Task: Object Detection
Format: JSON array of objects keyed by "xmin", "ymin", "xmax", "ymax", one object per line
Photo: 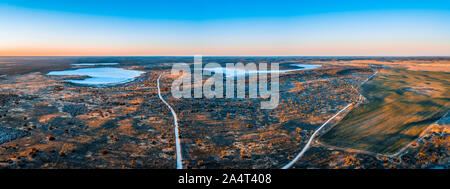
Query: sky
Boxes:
[{"xmin": 0, "ymin": 0, "xmax": 449, "ymax": 56}]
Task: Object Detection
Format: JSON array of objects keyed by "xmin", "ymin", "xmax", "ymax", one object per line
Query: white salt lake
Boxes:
[
  {"xmin": 46, "ymin": 64, "xmax": 319, "ymax": 86},
  {"xmin": 202, "ymin": 64, "xmax": 321, "ymax": 76},
  {"xmin": 47, "ymin": 67, "xmax": 145, "ymax": 86}
]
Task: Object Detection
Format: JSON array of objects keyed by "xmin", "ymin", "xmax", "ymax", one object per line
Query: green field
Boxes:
[{"xmin": 320, "ymin": 69, "xmax": 450, "ymax": 154}]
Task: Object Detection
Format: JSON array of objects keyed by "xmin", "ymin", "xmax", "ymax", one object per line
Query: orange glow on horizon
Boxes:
[{"xmin": 2, "ymin": 42, "xmax": 448, "ymax": 56}]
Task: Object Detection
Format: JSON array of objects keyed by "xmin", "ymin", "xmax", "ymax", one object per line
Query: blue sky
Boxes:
[
  {"xmin": 2, "ymin": 0, "xmax": 449, "ymax": 20},
  {"xmin": 0, "ymin": 0, "xmax": 449, "ymax": 56}
]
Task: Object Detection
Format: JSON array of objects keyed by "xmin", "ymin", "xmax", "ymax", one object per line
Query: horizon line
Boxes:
[{"xmin": 1, "ymin": 55, "xmax": 449, "ymax": 57}]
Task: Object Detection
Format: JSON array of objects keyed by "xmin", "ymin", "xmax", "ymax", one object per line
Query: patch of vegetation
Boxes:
[
  {"xmin": 0, "ymin": 127, "xmax": 29, "ymax": 145},
  {"xmin": 63, "ymin": 104, "xmax": 88, "ymax": 117}
]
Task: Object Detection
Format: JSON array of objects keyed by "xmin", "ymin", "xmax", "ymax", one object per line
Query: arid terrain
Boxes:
[{"xmin": 0, "ymin": 56, "xmax": 448, "ymax": 169}]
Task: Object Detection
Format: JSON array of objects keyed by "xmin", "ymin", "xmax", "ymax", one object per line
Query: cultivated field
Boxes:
[{"xmin": 321, "ymin": 67, "xmax": 449, "ymax": 154}]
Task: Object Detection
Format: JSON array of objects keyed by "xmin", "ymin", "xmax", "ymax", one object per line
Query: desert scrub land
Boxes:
[
  {"xmin": 0, "ymin": 56, "xmax": 448, "ymax": 169},
  {"xmin": 161, "ymin": 63, "xmax": 373, "ymax": 168}
]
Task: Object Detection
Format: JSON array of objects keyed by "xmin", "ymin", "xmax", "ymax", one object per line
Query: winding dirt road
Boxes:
[
  {"xmin": 281, "ymin": 103, "xmax": 353, "ymax": 169},
  {"xmin": 157, "ymin": 73, "xmax": 183, "ymax": 169}
]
